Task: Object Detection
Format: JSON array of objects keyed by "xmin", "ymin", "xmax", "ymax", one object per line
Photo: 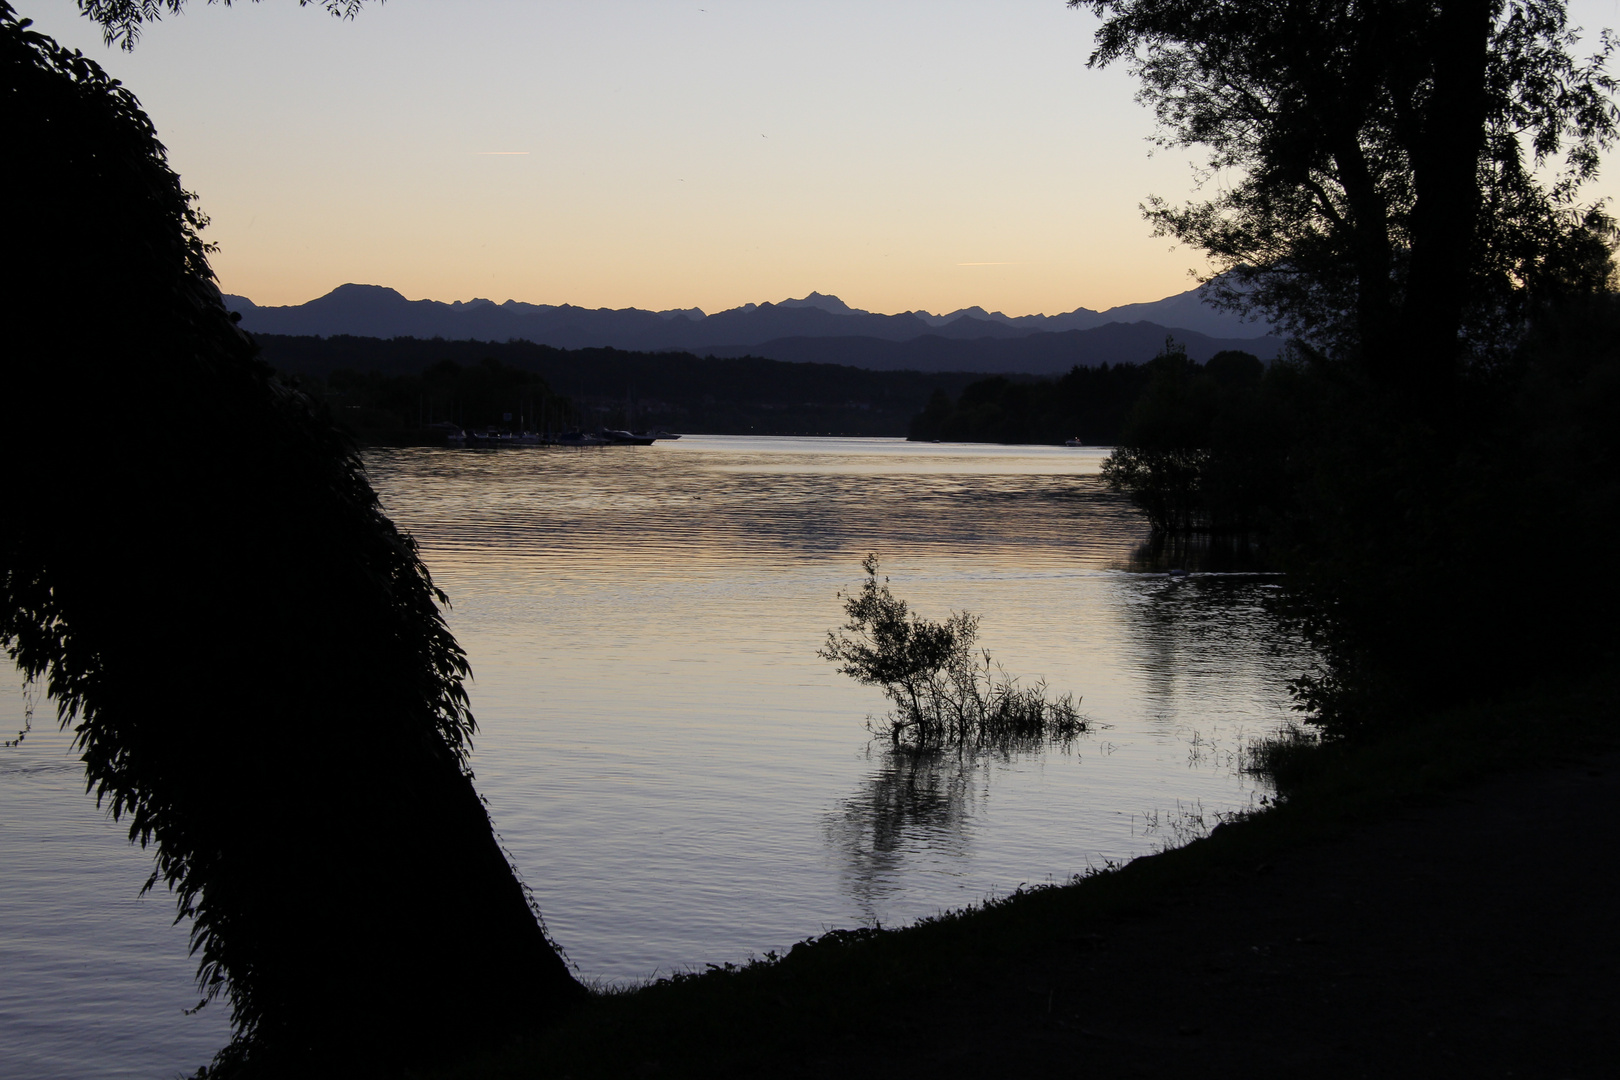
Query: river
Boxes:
[{"xmin": 0, "ymin": 435, "xmax": 1309, "ymax": 1078}]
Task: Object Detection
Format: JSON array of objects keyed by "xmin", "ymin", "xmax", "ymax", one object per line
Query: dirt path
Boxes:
[{"xmin": 823, "ymin": 754, "xmax": 1620, "ymax": 1078}]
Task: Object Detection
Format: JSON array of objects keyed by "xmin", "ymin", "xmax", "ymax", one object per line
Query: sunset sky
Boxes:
[{"xmin": 27, "ymin": 0, "xmax": 1620, "ymax": 315}]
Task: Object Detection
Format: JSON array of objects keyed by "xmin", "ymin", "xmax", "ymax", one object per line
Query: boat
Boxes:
[
  {"xmin": 554, "ymin": 430, "xmax": 610, "ymax": 447},
  {"xmin": 469, "ymin": 429, "xmax": 535, "ymax": 447},
  {"xmin": 1064, "ymin": 437, "xmax": 1085, "ymax": 447},
  {"xmin": 602, "ymin": 429, "xmax": 658, "ymax": 446}
]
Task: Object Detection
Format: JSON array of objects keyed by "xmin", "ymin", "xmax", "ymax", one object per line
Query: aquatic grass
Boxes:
[
  {"xmin": 820, "ymin": 555, "xmax": 1089, "ymax": 750},
  {"xmin": 1134, "ymin": 799, "xmax": 1247, "ymax": 852},
  {"xmin": 1241, "ymin": 721, "xmax": 1324, "ymax": 794}
]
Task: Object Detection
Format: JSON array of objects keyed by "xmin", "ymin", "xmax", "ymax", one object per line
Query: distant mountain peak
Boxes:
[
  {"xmin": 220, "ymin": 278, "xmax": 1276, "ymax": 361},
  {"xmin": 325, "ymin": 283, "xmax": 407, "ymax": 300},
  {"xmin": 776, "ymin": 292, "xmax": 865, "ymax": 317}
]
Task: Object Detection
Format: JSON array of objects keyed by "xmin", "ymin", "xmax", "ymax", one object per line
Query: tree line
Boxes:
[
  {"xmin": 258, "ymin": 334, "xmax": 993, "ymax": 439},
  {"xmin": 283, "ymin": 340, "xmax": 1197, "ymax": 445},
  {"xmin": 905, "ymin": 349, "xmax": 1264, "ymax": 445},
  {"xmin": 304, "ymin": 356, "xmax": 579, "ymax": 441}
]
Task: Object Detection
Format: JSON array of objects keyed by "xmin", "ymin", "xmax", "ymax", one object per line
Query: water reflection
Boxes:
[
  {"xmin": 352, "ymin": 440, "xmax": 1312, "ymax": 965},
  {"xmin": 2, "ymin": 435, "xmax": 1316, "ymax": 1078},
  {"xmin": 820, "ymin": 575, "xmax": 1295, "ymax": 920},
  {"xmin": 824, "ymin": 749, "xmax": 987, "ymax": 924},
  {"xmin": 364, "ymin": 438, "xmax": 1142, "ymax": 574},
  {"xmin": 1119, "ymin": 573, "xmax": 1300, "ymax": 733},
  {"xmin": 1125, "ymin": 532, "xmax": 1272, "ymax": 573}
]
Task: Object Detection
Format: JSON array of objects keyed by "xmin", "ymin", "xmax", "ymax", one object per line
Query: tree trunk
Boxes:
[{"xmin": 1400, "ymin": 0, "xmax": 1494, "ymax": 402}]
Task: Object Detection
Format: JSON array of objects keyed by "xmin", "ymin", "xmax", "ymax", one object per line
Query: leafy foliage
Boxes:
[
  {"xmin": 1074, "ymin": 0, "xmax": 1620, "ymax": 387},
  {"xmin": 2, "ymin": 5, "xmax": 581, "ymax": 1072},
  {"xmin": 820, "ymin": 557, "xmax": 1086, "ymax": 749},
  {"xmin": 1101, "ymin": 445, "xmax": 1210, "ymax": 535},
  {"xmin": 77, "ymin": 0, "xmax": 370, "ymax": 50},
  {"xmin": 1076, "ymin": 1, "xmax": 1620, "ymax": 734}
]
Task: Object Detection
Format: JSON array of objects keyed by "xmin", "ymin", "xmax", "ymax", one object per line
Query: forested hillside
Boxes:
[{"xmin": 256, "ymin": 334, "xmax": 988, "ymax": 439}]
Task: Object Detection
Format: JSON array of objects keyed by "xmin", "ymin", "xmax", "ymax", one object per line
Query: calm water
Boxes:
[{"xmin": 0, "ymin": 436, "xmax": 1309, "ymax": 1078}]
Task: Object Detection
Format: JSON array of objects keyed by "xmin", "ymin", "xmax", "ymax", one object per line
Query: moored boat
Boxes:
[
  {"xmin": 555, "ymin": 430, "xmax": 610, "ymax": 447},
  {"xmin": 602, "ymin": 429, "xmax": 658, "ymax": 445}
]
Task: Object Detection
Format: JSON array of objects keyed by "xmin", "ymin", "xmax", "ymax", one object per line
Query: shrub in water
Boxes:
[{"xmin": 819, "ymin": 556, "xmax": 1086, "ymax": 749}]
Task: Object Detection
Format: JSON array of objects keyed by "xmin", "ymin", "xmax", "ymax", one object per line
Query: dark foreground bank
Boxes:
[{"xmin": 437, "ymin": 678, "xmax": 1619, "ymax": 1079}]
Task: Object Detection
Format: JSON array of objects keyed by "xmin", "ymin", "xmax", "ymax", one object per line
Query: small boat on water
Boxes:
[
  {"xmin": 1064, "ymin": 437, "xmax": 1085, "ymax": 447},
  {"xmin": 555, "ymin": 430, "xmax": 610, "ymax": 447},
  {"xmin": 467, "ymin": 430, "xmax": 524, "ymax": 447},
  {"xmin": 601, "ymin": 429, "xmax": 658, "ymax": 446}
]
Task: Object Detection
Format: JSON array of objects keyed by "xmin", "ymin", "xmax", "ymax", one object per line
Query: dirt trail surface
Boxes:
[{"xmin": 834, "ymin": 755, "xmax": 1620, "ymax": 1079}]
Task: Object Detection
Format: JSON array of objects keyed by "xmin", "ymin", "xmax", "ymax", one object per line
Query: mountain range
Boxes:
[{"xmin": 224, "ymin": 283, "xmax": 1281, "ymax": 375}]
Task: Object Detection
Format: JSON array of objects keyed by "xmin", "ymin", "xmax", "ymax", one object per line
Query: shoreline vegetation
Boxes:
[{"xmin": 439, "ymin": 675, "xmax": 1619, "ymax": 1079}]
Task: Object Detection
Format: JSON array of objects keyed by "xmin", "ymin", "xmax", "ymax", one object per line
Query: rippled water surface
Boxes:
[{"xmin": 0, "ymin": 436, "xmax": 1309, "ymax": 1078}]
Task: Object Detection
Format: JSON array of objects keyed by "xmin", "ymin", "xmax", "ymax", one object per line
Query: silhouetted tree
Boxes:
[
  {"xmin": 1, "ymin": 5, "xmax": 582, "ymax": 1074},
  {"xmin": 1100, "ymin": 345, "xmax": 1213, "ymax": 535},
  {"xmin": 1074, "ymin": 0, "xmax": 1618, "ymax": 396},
  {"xmin": 1073, "ymin": 1, "xmax": 1620, "ymax": 735}
]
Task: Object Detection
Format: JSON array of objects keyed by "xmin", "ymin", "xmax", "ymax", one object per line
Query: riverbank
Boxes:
[{"xmin": 443, "ymin": 676, "xmax": 1618, "ymax": 1079}]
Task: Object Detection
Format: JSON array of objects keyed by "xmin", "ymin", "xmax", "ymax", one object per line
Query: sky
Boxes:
[{"xmin": 23, "ymin": 0, "xmax": 1620, "ymax": 315}]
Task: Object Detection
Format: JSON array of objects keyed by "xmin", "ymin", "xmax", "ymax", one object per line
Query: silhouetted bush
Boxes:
[
  {"xmin": 820, "ymin": 557, "xmax": 1086, "ymax": 749},
  {"xmin": 1269, "ymin": 299, "xmax": 1620, "ymax": 735}
]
